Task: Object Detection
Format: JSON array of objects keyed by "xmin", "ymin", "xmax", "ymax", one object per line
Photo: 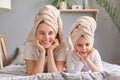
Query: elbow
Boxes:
[
  {"xmin": 27, "ymin": 72, "xmax": 32, "ymax": 76},
  {"xmin": 92, "ymin": 68, "xmax": 102, "ymax": 72},
  {"xmin": 27, "ymin": 71, "xmax": 38, "ymax": 76}
]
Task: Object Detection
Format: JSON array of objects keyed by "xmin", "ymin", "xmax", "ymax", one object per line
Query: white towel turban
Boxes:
[
  {"xmin": 67, "ymin": 16, "xmax": 96, "ymax": 51},
  {"xmin": 25, "ymin": 5, "xmax": 65, "ymax": 56}
]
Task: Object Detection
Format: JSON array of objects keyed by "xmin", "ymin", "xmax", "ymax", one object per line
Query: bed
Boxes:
[
  {"xmin": 0, "ymin": 48, "xmax": 120, "ymax": 80},
  {"xmin": 0, "ymin": 61, "xmax": 120, "ymax": 80}
]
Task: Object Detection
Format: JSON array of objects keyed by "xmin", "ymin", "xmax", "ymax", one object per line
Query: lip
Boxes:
[
  {"xmin": 80, "ymin": 52, "xmax": 88, "ymax": 56},
  {"xmin": 39, "ymin": 41, "xmax": 50, "ymax": 46},
  {"xmin": 40, "ymin": 41, "xmax": 52, "ymax": 48},
  {"xmin": 42, "ymin": 41, "xmax": 50, "ymax": 44},
  {"xmin": 81, "ymin": 51, "xmax": 87, "ymax": 54},
  {"xmin": 82, "ymin": 52, "xmax": 87, "ymax": 55}
]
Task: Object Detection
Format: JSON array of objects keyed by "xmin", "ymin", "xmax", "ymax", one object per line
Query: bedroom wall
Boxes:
[{"xmin": 0, "ymin": 0, "xmax": 120, "ymax": 65}]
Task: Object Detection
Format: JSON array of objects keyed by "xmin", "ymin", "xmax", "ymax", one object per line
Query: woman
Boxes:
[{"xmin": 24, "ymin": 5, "xmax": 66, "ymax": 75}]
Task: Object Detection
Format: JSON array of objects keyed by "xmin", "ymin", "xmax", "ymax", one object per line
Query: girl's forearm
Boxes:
[{"xmin": 85, "ymin": 58, "xmax": 100, "ymax": 72}]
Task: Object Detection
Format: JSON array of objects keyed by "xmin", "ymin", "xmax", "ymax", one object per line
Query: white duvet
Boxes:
[{"xmin": 0, "ymin": 61, "xmax": 120, "ymax": 80}]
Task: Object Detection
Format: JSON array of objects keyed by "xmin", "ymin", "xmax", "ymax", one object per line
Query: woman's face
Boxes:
[
  {"xmin": 36, "ymin": 22, "xmax": 56, "ymax": 49},
  {"xmin": 74, "ymin": 36, "xmax": 92, "ymax": 57}
]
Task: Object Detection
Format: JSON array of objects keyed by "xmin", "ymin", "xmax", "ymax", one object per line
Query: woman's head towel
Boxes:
[{"xmin": 67, "ymin": 16, "xmax": 96, "ymax": 51}]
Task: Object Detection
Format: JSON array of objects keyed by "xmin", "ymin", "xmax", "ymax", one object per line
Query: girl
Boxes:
[
  {"xmin": 24, "ymin": 5, "xmax": 66, "ymax": 75},
  {"xmin": 66, "ymin": 16, "xmax": 103, "ymax": 73}
]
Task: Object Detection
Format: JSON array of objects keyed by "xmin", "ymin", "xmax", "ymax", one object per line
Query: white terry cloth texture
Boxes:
[{"xmin": 67, "ymin": 16, "xmax": 96, "ymax": 51}]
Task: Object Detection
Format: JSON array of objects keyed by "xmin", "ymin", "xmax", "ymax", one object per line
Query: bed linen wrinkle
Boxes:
[{"xmin": 0, "ymin": 61, "xmax": 120, "ymax": 80}]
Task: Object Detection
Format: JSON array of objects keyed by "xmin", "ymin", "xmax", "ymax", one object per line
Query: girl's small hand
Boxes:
[
  {"xmin": 85, "ymin": 48, "xmax": 94, "ymax": 60},
  {"xmin": 33, "ymin": 38, "xmax": 45, "ymax": 53},
  {"xmin": 75, "ymin": 51, "xmax": 85, "ymax": 62}
]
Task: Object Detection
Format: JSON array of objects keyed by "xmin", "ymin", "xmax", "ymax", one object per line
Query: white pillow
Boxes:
[{"xmin": 11, "ymin": 47, "xmax": 25, "ymax": 65}]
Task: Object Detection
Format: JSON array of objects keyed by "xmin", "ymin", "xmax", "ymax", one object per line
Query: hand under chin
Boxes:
[{"xmin": 43, "ymin": 44, "xmax": 52, "ymax": 49}]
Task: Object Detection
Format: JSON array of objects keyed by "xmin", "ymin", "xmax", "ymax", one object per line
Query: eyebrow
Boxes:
[{"xmin": 37, "ymin": 30, "xmax": 55, "ymax": 33}]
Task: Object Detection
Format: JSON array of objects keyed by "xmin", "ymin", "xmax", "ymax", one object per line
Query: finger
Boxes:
[
  {"xmin": 91, "ymin": 48, "xmax": 94, "ymax": 53},
  {"xmin": 78, "ymin": 54, "xmax": 84, "ymax": 62},
  {"xmin": 90, "ymin": 48, "xmax": 94, "ymax": 54},
  {"xmin": 75, "ymin": 52, "xmax": 84, "ymax": 60},
  {"xmin": 50, "ymin": 39, "xmax": 59, "ymax": 51},
  {"xmin": 75, "ymin": 52, "xmax": 79, "ymax": 57},
  {"xmin": 53, "ymin": 39, "xmax": 59, "ymax": 48},
  {"xmin": 87, "ymin": 48, "xmax": 94, "ymax": 58},
  {"xmin": 55, "ymin": 39, "xmax": 59, "ymax": 46}
]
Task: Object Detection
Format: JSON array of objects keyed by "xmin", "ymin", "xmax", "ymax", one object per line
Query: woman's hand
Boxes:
[
  {"xmin": 48, "ymin": 39, "xmax": 60, "ymax": 52},
  {"xmin": 33, "ymin": 38, "xmax": 45, "ymax": 54}
]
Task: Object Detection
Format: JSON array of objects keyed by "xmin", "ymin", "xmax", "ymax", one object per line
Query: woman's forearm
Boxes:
[
  {"xmin": 47, "ymin": 50, "xmax": 58, "ymax": 72},
  {"xmin": 31, "ymin": 53, "xmax": 45, "ymax": 75}
]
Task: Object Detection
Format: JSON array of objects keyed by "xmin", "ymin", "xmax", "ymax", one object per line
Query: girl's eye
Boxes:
[
  {"xmin": 86, "ymin": 43, "xmax": 90, "ymax": 46},
  {"xmin": 77, "ymin": 44, "xmax": 82, "ymax": 47}
]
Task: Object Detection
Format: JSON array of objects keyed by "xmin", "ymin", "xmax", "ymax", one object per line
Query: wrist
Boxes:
[
  {"xmin": 38, "ymin": 47, "xmax": 45, "ymax": 53},
  {"xmin": 85, "ymin": 57, "xmax": 90, "ymax": 62},
  {"xmin": 47, "ymin": 48, "xmax": 53, "ymax": 53},
  {"xmin": 79, "ymin": 57, "xmax": 85, "ymax": 62},
  {"xmin": 41, "ymin": 50, "xmax": 45, "ymax": 53},
  {"xmin": 47, "ymin": 49, "xmax": 53, "ymax": 56},
  {"xmin": 39, "ymin": 50, "xmax": 46, "ymax": 56}
]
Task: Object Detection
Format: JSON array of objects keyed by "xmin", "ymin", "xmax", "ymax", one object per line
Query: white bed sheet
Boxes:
[{"xmin": 0, "ymin": 61, "xmax": 120, "ymax": 80}]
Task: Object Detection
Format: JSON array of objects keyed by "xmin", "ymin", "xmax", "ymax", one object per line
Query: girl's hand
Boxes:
[
  {"xmin": 75, "ymin": 51, "xmax": 85, "ymax": 62},
  {"xmin": 33, "ymin": 38, "xmax": 45, "ymax": 53},
  {"xmin": 85, "ymin": 48, "xmax": 94, "ymax": 60}
]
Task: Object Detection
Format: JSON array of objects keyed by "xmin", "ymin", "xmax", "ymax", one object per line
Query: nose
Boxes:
[
  {"xmin": 82, "ymin": 45, "xmax": 87, "ymax": 51},
  {"xmin": 44, "ymin": 34, "xmax": 49, "ymax": 39}
]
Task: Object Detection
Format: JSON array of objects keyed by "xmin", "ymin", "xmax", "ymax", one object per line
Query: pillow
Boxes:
[{"xmin": 11, "ymin": 47, "xmax": 25, "ymax": 65}]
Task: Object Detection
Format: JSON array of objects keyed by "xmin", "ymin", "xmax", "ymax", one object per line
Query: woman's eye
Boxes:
[
  {"xmin": 49, "ymin": 31, "xmax": 55, "ymax": 35},
  {"xmin": 39, "ymin": 32, "xmax": 44, "ymax": 35}
]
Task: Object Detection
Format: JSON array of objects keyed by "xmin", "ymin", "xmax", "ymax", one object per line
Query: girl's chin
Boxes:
[{"xmin": 81, "ymin": 54, "xmax": 88, "ymax": 57}]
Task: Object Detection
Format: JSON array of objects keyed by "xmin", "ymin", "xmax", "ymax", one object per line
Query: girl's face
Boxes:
[
  {"xmin": 36, "ymin": 22, "xmax": 56, "ymax": 49},
  {"xmin": 74, "ymin": 36, "xmax": 92, "ymax": 57}
]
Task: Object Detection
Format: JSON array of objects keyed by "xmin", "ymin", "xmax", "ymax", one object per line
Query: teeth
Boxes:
[
  {"xmin": 44, "ymin": 42, "xmax": 49, "ymax": 43},
  {"xmin": 82, "ymin": 52, "xmax": 87, "ymax": 54},
  {"xmin": 42, "ymin": 41, "xmax": 48, "ymax": 43},
  {"xmin": 44, "ymin": 41, "xmax": 48, "ymax": 42},
  {"xmin": 43, "ymin": 40, "xmax": 49, "ymax": 42}
]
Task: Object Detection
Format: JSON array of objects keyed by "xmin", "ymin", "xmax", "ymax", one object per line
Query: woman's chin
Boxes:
[{"xmin": 43, "ymin": 45, "xmax": 51, "ymax": 49}]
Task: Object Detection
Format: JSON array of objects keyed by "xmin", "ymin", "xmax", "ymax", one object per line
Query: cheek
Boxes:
[
  {"xmin": 87, "ymin": 47, "xmax": 92, "ymax": 51},
  {"xmin": 51, "ymin": 35, "xmax": 56, "ymax": 40},
  {"xmin": 36, "ymin": 35, "xmax": 39, "ymax": 39},
  {"xmin": 52, "ymin": 36, "xmax": 56, "ymax": 39},
  {"xmin": 36, "ymin": 33, "xmax": 41, "ymax": 38},
  {"xmin": 36, "ymin": 35, "xmax": 42, "ymax": 42},
  {"xmin": 74, "ymin": 46, "xmax": 81, "ymax": 52}
]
